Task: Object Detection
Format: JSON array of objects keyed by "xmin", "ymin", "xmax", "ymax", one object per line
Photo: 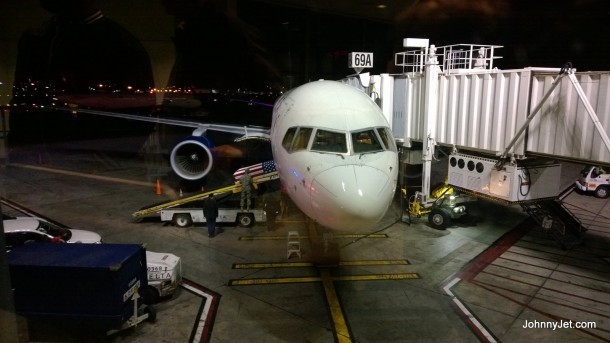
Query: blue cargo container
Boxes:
[{"xmin": 8, "ymin": 243, "xmax": 153, "ymax": 331}]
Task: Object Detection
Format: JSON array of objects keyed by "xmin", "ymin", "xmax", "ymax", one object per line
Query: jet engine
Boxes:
[{"xmin": 170, "ymin": 136, "xmax": 214, "ymax": 180}]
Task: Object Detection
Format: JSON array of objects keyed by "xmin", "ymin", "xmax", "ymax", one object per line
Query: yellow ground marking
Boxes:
[
  {"xmin": 335, "ymin": 273, "xmax": 419, "ymax": 281},
  {"xmin": 233, "ymin": 260, "xmax": 410, "ymax": 269},
  {"xmin": 335, "ymin": 234, "xmax": 388, "ymax": 238},
  {"xmin": 339, "ymin": 260, "xmax": 409, "ymax": 266},
  {"xmin": 10, "ymin": 163, "xmax": 152, "ymax": 187},
  {"xmin": 229, "ymin": 264, "xmax": 419, "ymax": 343},
  {"xmin": 229, "ymin": 276, "xmax": 321, "ymax": 286},
  {"xmin": 238, "ymin": 233, "xmax": 388, "ymax": 240},
  {"xmin": 228, "ymin": 273, "xmax": 420, "ymax": 285},
  {"xmin": 238, "ymin": 235, "xmax": 293, "ymax": 241},
  {"xmin": 233, "ymin": 262, "xmax": 313, "ymax": 269},
  {"xmin": 320, "ymin": 269, "xmax": 352, "ymax": 342}
]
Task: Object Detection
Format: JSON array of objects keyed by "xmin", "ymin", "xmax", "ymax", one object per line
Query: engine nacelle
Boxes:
[{"xmin": 170, "ymin": 136, "xmax": 214, "ymax": 180}]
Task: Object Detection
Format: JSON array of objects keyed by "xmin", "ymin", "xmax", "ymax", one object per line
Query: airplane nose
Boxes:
[{"xmin": 311, "ymin": 164, "xmax": 394, "ymax": 231}]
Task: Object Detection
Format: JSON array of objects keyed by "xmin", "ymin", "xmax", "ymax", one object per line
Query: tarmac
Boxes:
[{"xmin": 1, "ymin": 136, "xmax": 609, "ymax": 342}]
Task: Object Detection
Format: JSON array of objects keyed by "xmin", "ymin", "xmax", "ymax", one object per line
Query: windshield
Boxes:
[
  {"xmin": 282, "ymin": 126, "xmax": 395, "ymax": 155},
  {"xmin": 37, "ymin": 221, "xmax": 72, "ymax": 241},
  {"xmin": 352, "ymin": 129, "xmax": 383, "ymax": 153},
  {"xmin": 311, "ymin": 129, "xmax": 347, "ymax": 153}
]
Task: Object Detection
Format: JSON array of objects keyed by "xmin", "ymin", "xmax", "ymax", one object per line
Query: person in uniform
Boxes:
[
  {"xmin": 203, "ymin": 194, "xmax": 219, "ymax": 238},
  {"xmin": 240, "ymin": 169, "xmax": 253, "ymax": 211},
  {"xmin": 263, "ymin": 191, "xmax": 281, "ymax": 231}
]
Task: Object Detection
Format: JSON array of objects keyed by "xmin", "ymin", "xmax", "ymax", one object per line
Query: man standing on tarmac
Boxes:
[
  {"xmin": 240, "ymin": 169, "xmax": 253, "ymax": 211},
  {"xmin": 203, "ymin": 194, "xmax": 219, "ymax": 238}
]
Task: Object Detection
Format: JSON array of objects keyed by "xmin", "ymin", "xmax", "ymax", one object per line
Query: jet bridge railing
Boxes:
[
  {"xmin": 395, "ymin": 48, "xmax": 427, "ymax": 74},
  {"xmin": 439, "ymin": 44, "xmax": 502, "ymax": 72}
]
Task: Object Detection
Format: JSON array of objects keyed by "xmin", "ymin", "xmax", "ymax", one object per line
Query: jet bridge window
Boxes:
[
  {"xmin": 311, "ymin": 129, "xmax": 347, "ymax": 153},
  {"xmin": 352, "ymin": 129, "xmax": 383, "ymax": 153}
]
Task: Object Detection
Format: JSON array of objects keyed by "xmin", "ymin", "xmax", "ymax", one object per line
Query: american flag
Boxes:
[{"xmin": 233, "ymin": 160, "xmax": 277, "ymax": 181}]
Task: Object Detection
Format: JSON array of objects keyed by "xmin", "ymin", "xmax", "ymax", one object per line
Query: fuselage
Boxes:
[{"xmin": 270, "ymin": 80, "xmax": 398, "ymax": 231}]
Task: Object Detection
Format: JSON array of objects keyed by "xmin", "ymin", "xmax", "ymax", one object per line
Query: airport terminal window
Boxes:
[
  {"xmin": 352, "ymin": 129, "xmax": 383, "ymax": 153},
  {"xmin": 377, "ymin": 127, "xmax": 396, "ymax": 152},
  {"xmin": 311, "ymin": 129, "xmax": 347, "ymax": 153},
  {"xmin": 291, "ymin": 127, "xmax": 313, "ymax": 152}
]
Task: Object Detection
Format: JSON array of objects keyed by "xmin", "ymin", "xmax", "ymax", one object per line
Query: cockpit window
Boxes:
[
  {"xmin": 376, "ymin": 127, "xmax": 396, "ymax": 152},
  {"xmin": 282, "ymin": 127, "xmax": 297, "ymax": 151},
  {"xmin": 291, "ymin": 127, "xmax": 313, "ymax": 151},
  {"xmin": 311, "ymin": 129, "xmax": 347, "ymax": 153},
  {"xmin": 352, "ymin": 129, "xmax": 383, "ymax": 153}
]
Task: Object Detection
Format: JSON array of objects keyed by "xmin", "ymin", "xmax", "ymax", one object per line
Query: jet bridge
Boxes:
[
  {"xmin": 345, "ymin": 42, "xmax": 610, "ymax": 195},
  {"xmin": 344, "ymin": 38, "xmax": 610, "ymax": 247},
  {"xmin": 347, "ymin": 41, "xmax": 610, "ymax": 165}
]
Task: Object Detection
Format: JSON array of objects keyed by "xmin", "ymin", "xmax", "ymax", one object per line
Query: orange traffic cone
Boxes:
[{"xmin": 155, "ymin": 179, "xmax": 162, "ymax": 195}]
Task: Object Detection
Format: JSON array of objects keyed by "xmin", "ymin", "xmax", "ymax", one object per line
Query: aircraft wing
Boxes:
[{"xmin": 49, "ymin": 106, "xmax": 271, "ymax": 138}]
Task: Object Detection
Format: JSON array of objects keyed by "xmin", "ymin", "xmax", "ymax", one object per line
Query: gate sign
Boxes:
[{"xmin": 348, "ymin": 52, "xmax": 373, "ymax": 72}]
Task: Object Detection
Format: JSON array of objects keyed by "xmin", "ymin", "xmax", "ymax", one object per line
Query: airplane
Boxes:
[{"xmin": 50, "ymin": 80, "xmax": 399, "ymax": 232}]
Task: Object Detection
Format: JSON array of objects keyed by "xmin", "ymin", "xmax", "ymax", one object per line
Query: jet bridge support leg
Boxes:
[
  {"xmin": 566, "ymin": 70, "xmax": 610, "ymax": 155},
  {"xmin": 421, "ymin": 45, "xmax": 440, "ymax": 200}
]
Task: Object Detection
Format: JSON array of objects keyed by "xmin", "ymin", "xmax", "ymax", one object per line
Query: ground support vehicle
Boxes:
[
  {"xmin": 7, "ymin": 243, "xmax": 155, "ymax": 333},
  {"xmin": 133, "ymin": 170, "xmax": 278, "ymax": 218},
  {"xmin": 146, "ymin": 250, "xmax": 182, "ymax": 302},
  {"xmin": 135, "ymin": 171, "xmax": 276, "ymax": 228},
  {"xmin": 162, "ymin": 206, "xmax": 265, "ymax": 228},
  {"xmin": 575, "ymin": 165, "xmax": 610, "ymax": 198},
  {"xmin": 3, "ymin": 216, "xmax": 102, "ymax": 250},
  {"xmin": 406, "ymin": 182, "xmax": 477, "ymax": 230},
  {"xmin": 160, "ymin": 193, "xmax": 266, "ymax": 228}
]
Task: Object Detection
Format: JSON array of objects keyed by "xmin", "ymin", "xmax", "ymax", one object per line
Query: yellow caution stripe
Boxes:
[
  {"xmin": 335, "ymin": 273, "xmax": 419, "ymax": 281},
  {"xmin": 228, "ymin": 273, "xmax": 420, "ymax": 285},
  {"xmin": 335, "ymin": 233, "xmax": 388, "ymax": 238},
  {"xmin": 238, "ymin": 233, "xmax": 388, "ymax": 241},
  {"xmin": 232, "ymin": 260, "xmax": 409, "ymax": 269},
  {"xmin": 338, "ymin": 260, "xmax": 409, "ymax": 266},
  {"xmin": 320, "ymin": 269, "xmax": 351, "ymax": 343},
  {"xmin": 229, "ymin": 276, "xmax": 321, "ymax": 286},
  {"xmin": 233, "ymin": 262, "xmax": 313, "ymax": 269}
]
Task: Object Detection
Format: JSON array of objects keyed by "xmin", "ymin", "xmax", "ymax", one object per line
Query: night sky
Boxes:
[{"xmin": 1, "ymin": 0, "xmax": 610, "ymax": 97}]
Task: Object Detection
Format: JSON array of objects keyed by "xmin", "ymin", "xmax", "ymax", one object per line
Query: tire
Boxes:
[
  {"xmin": 143, "ymin": 287, "xmax": 160, "ymax": 304},
  {"xmin": 237, "ymin": 213, "xmax": 254, "ymax": 227},
  {"xmin": 172, "ymin": 213, "xmax": 193, "ymax": 227},
  {"xmin": 428, "ymin": 208, "xmax": 451, "ymax": 230},
  {"xmin": 138, "ymin": 305, "xmax": 157, "ymax": 323},
  {"xmin": 594, "ymin": 186, "xmax": 609, "ymax": 199}
]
